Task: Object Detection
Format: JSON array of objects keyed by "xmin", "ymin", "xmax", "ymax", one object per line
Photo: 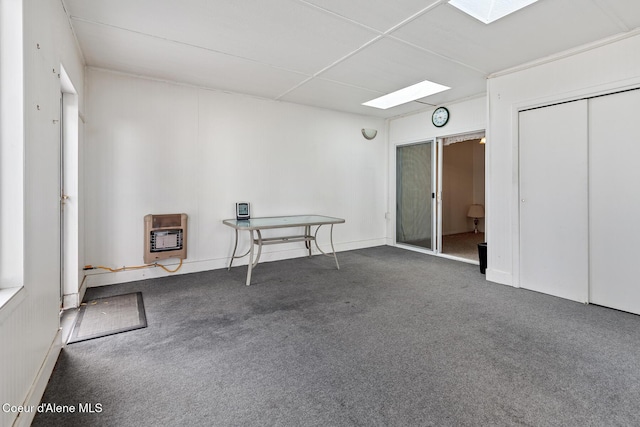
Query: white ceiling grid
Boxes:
[{"xmin": 63, "ymin": 0, "xmax": 640, "ymax": 118}]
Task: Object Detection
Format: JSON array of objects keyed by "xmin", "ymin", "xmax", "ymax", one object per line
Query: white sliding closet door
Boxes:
[
  {"xmin": 519, "ymin": 101, "xmax": 589, "ymax": 302},
  {"xmin": 589, "ymin": 89, "xmax": 640, "ymax": 315}
]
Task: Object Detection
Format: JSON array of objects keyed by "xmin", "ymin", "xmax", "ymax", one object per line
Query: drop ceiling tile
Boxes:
[
  {"xmin": 414, "ymin": 82, "xmax": 487, "ymax": 108},
  {"xmin": 320, "ymin": 37, "xmax": 485, "ymax": 95},
  {"xmin": 279, "ymin": 78, "xmax": 394, "ymax": 117},
  {"xmin": 280, "ymin": 77, "xmax": 476, "ymax": 118},
  {"xmin": 296, "ymin": 0, "xmax": 439, "ymax": 32},
  {"xmin": 65, "ymin": 0, "xmax": 380, "ymax": 74},
  {"xmin": 64, "ymin": 0, "xmax": 640, "ymax": 118},
  {"xmin": 73, "ymin": 20, "xmax": 309, "ymax": 99},
  {"xmin": 593, "ymin": 0, "xmax": 640, "ymax": 30},
  {"xmin": 392, "ymin": 0, "xmax": 626, "ymax": 74}
]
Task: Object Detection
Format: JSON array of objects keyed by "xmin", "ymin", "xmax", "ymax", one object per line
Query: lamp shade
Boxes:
[
  {"xmin": 361, "ymin": 128, "xmax": 378, "ymax": 140},
  {"xmin": 467, "ymin": 204, "xmax": 485, "ymax": 218}
]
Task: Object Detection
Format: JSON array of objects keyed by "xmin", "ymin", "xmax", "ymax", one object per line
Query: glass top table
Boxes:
[
  {"xmin": 222, "ymin": 215, "xmax": 345, "ymax": 285},
  {"xmin": 223, "ymin": 215, "xmax": 345, "ymax": 230}
]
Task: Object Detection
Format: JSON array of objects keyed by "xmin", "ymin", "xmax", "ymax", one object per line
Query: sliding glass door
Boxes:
[{"xmin": 396, "ymin": 140, "xmax": 436, "ymax": 251}]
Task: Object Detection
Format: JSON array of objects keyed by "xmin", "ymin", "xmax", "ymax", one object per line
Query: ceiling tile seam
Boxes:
[
  {"xmin": 293, "ymin": 0, "xmax": 385, "ymax": 35},
  {"xmin": 588, "ymin": 0, "xmax": 631, "ymax": 32},
  {"xmin": 386, "ymin": 91, "xmax": 487, "ymax": 121},
  {"xmin": 275, "ymin": 0, "xmax": 447, "ymax": 99},
  {"xmin": 290, "ymin": 74, "xmax": 389, "ymax": 98},
  {"xmin": 313, "ymin": 76, "xmax": 387, "ymax": 95},
  {"xmin": 85, "ymin": 65, "xmax": 292, "ymax": 104},
  {"xmin": 413, "ymin": 100, "xmax": 438, "ymax": 107},
  {"xmin": 487, "ymin": 26, "xmax": 640, "ymax": 79},
  {"xmin": 276, "ymin": 1, "xmax": 455, "ymax": 101},
  {"xmin": 292, "ymin": 0, "xmax": 447, "ymax": 36},
  {"xmin": 381, "ymin": 0, "xmax": 448, "ymax": 35},
  {"xmin": 85, "ymin": 66, "xmax": 390, "ymax": 118},
  {"xmin": 68, "ymin": 16, "xmax": 313, "ymax": 78},
  {"xmin": 69, "ymin": 13, "xmax": 426, "ymax": 110},
  {"xmin": 386, "ymin": 34, "xmax": 489, "ymax": 76},
  {"xmin": 279, "ymin": 0, "xmax": 448, "ymax": 93},
  {"xmin": 275, "ymin": 1, "xmax": 449, "ymax": 101},
  {"xmin": 274, "ymin": 35, "xmax": 384, "ymax": 100}
]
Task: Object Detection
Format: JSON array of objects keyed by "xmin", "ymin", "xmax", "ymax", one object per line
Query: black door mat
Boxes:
[{"xmin": 68, "ymin": 292, "xmax": 147, "ymax": 344}]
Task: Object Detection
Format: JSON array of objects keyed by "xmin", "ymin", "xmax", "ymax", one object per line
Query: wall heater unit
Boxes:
[{"xmin": 144, "ymin": 213, "xmax": 188, "ymax": 263}]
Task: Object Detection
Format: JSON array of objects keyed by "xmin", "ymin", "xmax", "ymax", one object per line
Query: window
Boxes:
[{"xmin": 0, "ymin": 0, "xmax": 24, "ymax": 306}]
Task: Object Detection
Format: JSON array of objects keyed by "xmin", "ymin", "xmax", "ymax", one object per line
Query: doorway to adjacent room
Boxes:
[{"xmin": 395, "ymin": 131, "xmax": 485, "ymax": 264}]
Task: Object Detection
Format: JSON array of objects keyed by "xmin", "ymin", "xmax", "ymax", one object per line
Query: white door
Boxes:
[
  {"xmin": 589, "ymin": 89, "xmax": 640, "ymax": 314},
  {"xmin": 59, "ymin": 92, "xmax": 65, "ymax": 306},
  {"xmin": 519, "ymin": 100, "xmax": 589, "ymax": 302}
]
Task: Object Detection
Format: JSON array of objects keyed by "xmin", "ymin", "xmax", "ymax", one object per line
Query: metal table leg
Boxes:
[
  {"xmin": 228, "ymin": 229, "xmax": 251, "ymax": 271},
  {"xmin": 246, "ymin": 230, "xmax": 254, "ymax": 286},
  {"xmin": 330, "ymin": 224, "xmax": 339, "ymax": 270},
  {"xmin": 228, "ymin": 229, "xmax": 239, "ymax": 270},
  {"xmin": 253, "ymin": 229, "xmax": 263, "ymax": 267},
  {"xmin": 246, "ymin": 229, "xmax": 265, "ymax": 286},
  {"xmin": 313, "ymin": 224, "xmax": 340, "ymax": 270}
]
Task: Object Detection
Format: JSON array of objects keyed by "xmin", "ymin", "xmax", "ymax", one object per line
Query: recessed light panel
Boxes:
[
  {"xmin": 448, "ymin": 0, "xmax": 540, "ymax": 24},
  {"xmin": 362, "ymin": 80, "xmax": 450, "ymax": 110}
]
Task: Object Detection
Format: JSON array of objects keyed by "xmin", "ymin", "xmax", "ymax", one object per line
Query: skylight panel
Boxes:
[
  {"xmin": 362, "ymin": 80, "xmax": 450, "ymax": 110},
  {"xmin": 448, "ymin": 0, "xmax": 540, "ymax": 24}
]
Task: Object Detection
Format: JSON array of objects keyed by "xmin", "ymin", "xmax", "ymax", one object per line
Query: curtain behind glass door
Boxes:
[{"xmin": 396, "ymin": 141, "xmax": 434, "ymax": 250}]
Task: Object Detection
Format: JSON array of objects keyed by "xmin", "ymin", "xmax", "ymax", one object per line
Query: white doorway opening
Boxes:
[
  {"xmin": 395, "ymin": 131, "xmax": 486, "ymax": 264},
  {"xmin": 60, "ymin": 65, "xmax": 82, "ymax": 310}
]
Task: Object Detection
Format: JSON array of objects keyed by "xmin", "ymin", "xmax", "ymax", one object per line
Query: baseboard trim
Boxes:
[
  {"xmin": 62, "ymin": 293, "xmax": 79, "ymax": 310},
  {"xmin": 442, "ymin": 229, "xmax": 481, "ymax": 236},
  {"xmin": 86, "ymin": 239, "xmax": 387, "ymax": 287},
  {"xmin": 13, "ymin": 328, "xmax": 63, "ymax": 427},
  {"xmin": 485, "ymin": 268, "xmax": 513, "ymax": 286}
]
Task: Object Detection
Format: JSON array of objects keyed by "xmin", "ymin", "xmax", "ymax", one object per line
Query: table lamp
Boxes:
[{"xmin": 467, "ymin": 204, "xmax": 485, "ymax": 234}]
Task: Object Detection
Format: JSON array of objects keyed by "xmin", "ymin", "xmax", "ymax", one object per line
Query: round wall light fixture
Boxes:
[{"xmin": 361, "ymin": 128, "xmax": 378, "ymax": 140}]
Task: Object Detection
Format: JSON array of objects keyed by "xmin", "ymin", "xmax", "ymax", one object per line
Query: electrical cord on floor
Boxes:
[{"xmin": 83, "ymin": 258, "xmax": 183, "ymax": 274}]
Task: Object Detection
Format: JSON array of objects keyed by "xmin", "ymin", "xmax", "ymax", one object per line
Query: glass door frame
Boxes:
[
  {"xmin": 394, "ymin": 138, "xmax": 442, "ymax": 254},
  {"xmin": 394, "ymin": 131, "xmax": 486, "ymax": 265},
  {"xmin": 435, "ymin": 137, "xmax": 443, "ymax": 255}
]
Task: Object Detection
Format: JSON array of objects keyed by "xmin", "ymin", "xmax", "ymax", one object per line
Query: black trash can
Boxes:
[{"xmin": 478, "ymin": 242, "xmax": 487, "ymax": 274}]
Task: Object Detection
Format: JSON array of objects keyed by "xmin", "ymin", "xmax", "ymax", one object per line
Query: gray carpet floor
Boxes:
[
  {"xmin": 398, "ymin": 232, "xmax": 485, "ymax": 261},
  {"xmin": 34, "ymin": 246, "xmax": 640, "ymax": 426},
  {"xmin": 442, "ymin": 232, "xmax": 485, "ymax": 261}
]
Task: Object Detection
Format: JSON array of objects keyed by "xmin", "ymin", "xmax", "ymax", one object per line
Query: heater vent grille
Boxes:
[
  {"xmin": 150, "ymin": 229, "xmax": 183, "ymax": 252},
  {"xmin": 144, "ymin": 214, "xmax": 187, "ymax": 263}
]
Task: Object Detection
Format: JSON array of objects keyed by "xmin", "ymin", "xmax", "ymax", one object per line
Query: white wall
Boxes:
[
  {"xmin": 442, "ymin": 142, "xmax": 473, "ymax": 235},
  {"xmin": 84, "ymin": 69, "xmax": 388, "ymax": 286},
  {"xmin": 440, "ymin": 140, "xmax": 485, "ymax": 235},
  {"xmin": 389, "ymin": 97, "xmax": 486, "ymax": 146},
  {"xmin": 387, "ymin": 97, "xmax": 487, "ymax": 245},
  {"xmin": 0, "ymin": 1, "xmax": 85, "ymax": 426},
  {"xmin": 472, "ymin": 142, "xmax": 485, "ymax": 211},
  {"xmin": 486, "ymin": 30, "xmax": 640, "ymax": 286}
]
